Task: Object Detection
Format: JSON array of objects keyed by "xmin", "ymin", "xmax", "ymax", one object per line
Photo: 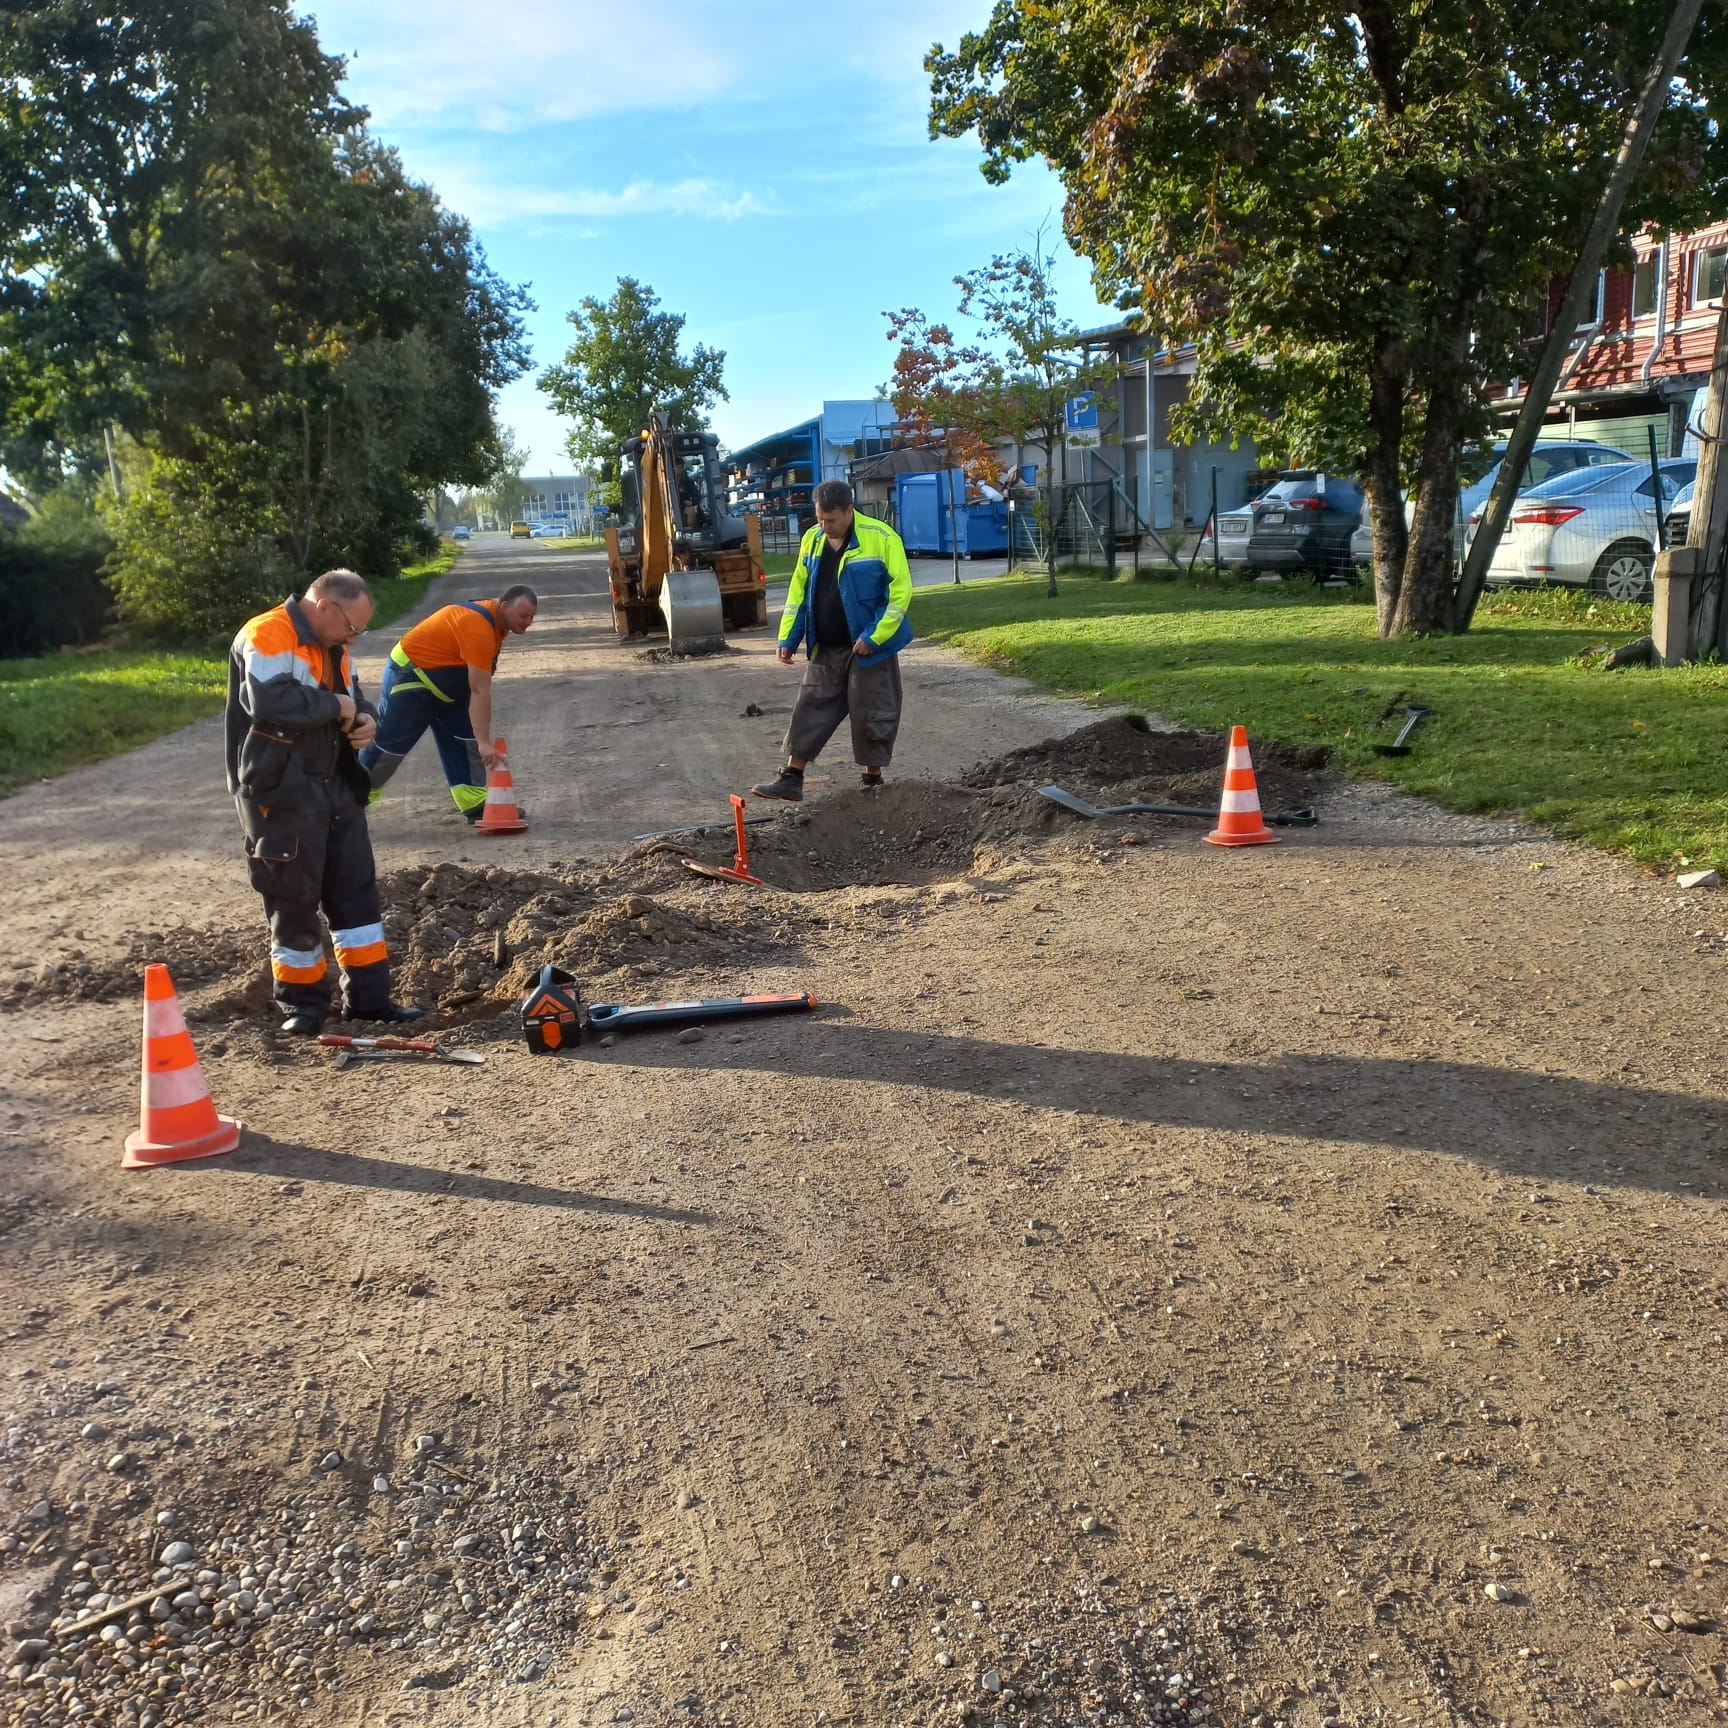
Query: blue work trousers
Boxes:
[{"xmin": 358, "ymin": 660, "xmax": 486, "ymax": 813}]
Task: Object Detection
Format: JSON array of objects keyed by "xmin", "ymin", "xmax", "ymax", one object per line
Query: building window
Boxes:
[
  {"xmin": 1575, "ymin": 269, "xmax": 1604, "ymax": 326},
  {"xmin": 1632, "ymin": 252, "xmax": 1660, "ymax": 320},
  {"xmin": 1695, "ymin": 245, "xmax": 1728, "ymax": 308}
]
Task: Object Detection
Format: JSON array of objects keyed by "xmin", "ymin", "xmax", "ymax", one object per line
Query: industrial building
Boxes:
[{"xmin": 724, "ymin": 400, "xmax": 897, "ymax": 533}]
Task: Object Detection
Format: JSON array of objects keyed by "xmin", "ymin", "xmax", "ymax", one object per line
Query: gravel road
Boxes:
[{"xmin": 2, "ymin": 537, "xmax": 1726, "ymax": 1727}]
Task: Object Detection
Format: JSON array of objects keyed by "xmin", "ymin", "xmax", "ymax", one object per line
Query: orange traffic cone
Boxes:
[
  {"xmin": 122, "ymin": 964, "xmax": 242, "ymax": 1171},
  {"xmin": 1205, "ymin": 725, "xmax": 1281, "ymax": 848},
  {"xmin": 475, "ymin": 736, "xmax": 528, "ymax": 835}
]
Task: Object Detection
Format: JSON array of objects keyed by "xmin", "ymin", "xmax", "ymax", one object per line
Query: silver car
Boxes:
[
  {"xmin": 1189, "ymin": 504, "xmax": 1254, "ymax": 568},
  {"xmin": 1475, "ymin": 459, "xmax": 1697, "ymax": 602}
]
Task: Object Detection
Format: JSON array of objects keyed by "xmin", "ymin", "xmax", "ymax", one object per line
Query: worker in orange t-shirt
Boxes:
[{"xmin": 359, "ymin": 584, "xmax": 538, "ymax": 821}]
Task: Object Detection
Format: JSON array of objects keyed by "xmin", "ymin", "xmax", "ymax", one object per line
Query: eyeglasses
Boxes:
[{"xmin": 325, "ymin": 596, "xmax": 366, "ymax": 640}]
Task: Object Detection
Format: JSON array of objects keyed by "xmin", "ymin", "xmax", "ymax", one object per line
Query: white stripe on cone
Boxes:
[
  {"xmin": 145, "ymin": 997, "xmax": 189, "ymax": 1040},
  {"xmin": 1226, "ymin": 745, "xmax": 1252, "ymax": 771},
  {"xmin": 144, "ymin": 1062, "xmax": 215, "ymax": 1110},
  {"xmin": 1220, "ymin": 789, "xmax": 1262, "ymax": 814},
  {"xmin": 485, "ymin": 786, "xmax": 516, "ymax": 805}
]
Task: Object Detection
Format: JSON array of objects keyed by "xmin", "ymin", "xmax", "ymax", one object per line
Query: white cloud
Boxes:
[
  {"xmin": 410, "ymin": 167, "xmax": 771, "ymax": 227},
  {"xmin": 297, "ymin": 0, "xmax": 984, "ymax": 134}
]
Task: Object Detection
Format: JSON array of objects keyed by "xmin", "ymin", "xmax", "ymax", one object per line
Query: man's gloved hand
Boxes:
[{"xmin": 346, "ymin": 712, "xmax": 377, "ymax": 749}]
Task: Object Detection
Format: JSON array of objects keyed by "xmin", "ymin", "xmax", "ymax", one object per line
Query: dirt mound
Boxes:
[
  {"xmin": 0, "ymin": 924, "xmax": 262, "ymax": 1013},
  {"xmin": 385, "ymin": 864, "xmax": 784, "ymax": 1014},
  {"xmin": 965, "ymin": 714, "xmax": 1327, "ymax": 811}
]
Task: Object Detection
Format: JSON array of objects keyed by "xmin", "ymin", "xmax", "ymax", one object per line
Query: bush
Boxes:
[
  {"xmin": 107, "ymin": 457, "xmax": 291, "ymax": 642},
  {"xmin": 0, "ymin": 494, "xmax": 115, "ymax": 658}
]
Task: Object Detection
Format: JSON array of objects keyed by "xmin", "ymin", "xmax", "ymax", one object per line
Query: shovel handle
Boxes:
[{"xmin": 317, "ymin": 1034, "xmax": 443, "ymax": 1055}]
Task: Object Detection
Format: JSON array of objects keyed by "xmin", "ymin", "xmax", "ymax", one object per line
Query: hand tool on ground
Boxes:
[
  {"xmin": 633, "ymin": 815, "xmax": 774, "ymax": 842},
  {"xmin": 317, "ymin": 1034, "xmax": 485, "ymax": 1064},
  {"xmin": 1371, "ymin": 704, "xmax": 1431, "ymax": 757},
  {"xmin": 332, "ymin": 1047, "xmax": 486, "ymax": 1070},
  {"xmin": 585, "ymin": 991, "xmax": 817, "ymax": 1036},
  {"xmin": 681, "ymin": 794, "xmax": 764, "ymax": 885},
  {"xmin": 1038, "ymin": 785, "xmax": 1320, "ymax": 826},
  {"xmin": 519, "ymin": 961, "xmax": 817, "ymax": 1051}
]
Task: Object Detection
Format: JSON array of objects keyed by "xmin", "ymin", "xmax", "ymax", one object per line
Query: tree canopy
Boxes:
[
  {"xmin": 0, "ymin": 0, "xmax": 532, "ymax": 635},
  {"xmin": 538, "ymin": 278, "xmax": 728, "ymax": 469},
  {"xmin": 929, "ymin": 0, "xmax": 1727, "ymax": 634}
]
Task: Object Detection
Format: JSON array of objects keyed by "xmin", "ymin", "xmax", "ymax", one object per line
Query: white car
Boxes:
[{"xmin": 1475, "ymin": 459, "xmax": 1696, "ymax": 602}]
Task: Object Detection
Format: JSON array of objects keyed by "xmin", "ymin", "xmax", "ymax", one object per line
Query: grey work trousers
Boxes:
[{"xmin": 782, "ymin": 645, "xmax": 903, "ymax": 769}]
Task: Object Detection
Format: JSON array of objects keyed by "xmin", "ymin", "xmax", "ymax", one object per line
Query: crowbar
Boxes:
[
  {"xmin": 585, "ymin": 991, "xmax": 816, "ymax": 1036},
  {"xmin": 1038, "ymin": 785, "xmax": 1319, "ymax": 827},
  {"xmin": 318, "ymin": 1034, "xmax": 485, "ymax": 1065}
]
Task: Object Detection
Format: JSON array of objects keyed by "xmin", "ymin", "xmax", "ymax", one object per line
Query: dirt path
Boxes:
[{"xmin": 3, "ymin": 546, "xmax": 1727, "ymax": 1728}]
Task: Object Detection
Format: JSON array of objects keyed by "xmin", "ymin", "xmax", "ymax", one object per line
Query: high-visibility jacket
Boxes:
[
  {"xmin": 778, "ymin": 512, "xmax": 913, "ymax": 666},
  {"xmin": 397, "ymin": 600, "xmax": 506, "ymax": 676},
  {"xmin": 224, "ymin": 597, "xmax": 374, "ymax": 804}
]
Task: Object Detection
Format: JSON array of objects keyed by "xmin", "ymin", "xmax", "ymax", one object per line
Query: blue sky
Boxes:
[{"xmin": 294, "ymin": 0, "xmax": 1115, "ymax": 473}]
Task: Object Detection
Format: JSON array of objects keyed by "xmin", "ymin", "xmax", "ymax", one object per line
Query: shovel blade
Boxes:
[{"xmin": 1037, "ymin": 785, "xmax": 1102, "ymax": 818}]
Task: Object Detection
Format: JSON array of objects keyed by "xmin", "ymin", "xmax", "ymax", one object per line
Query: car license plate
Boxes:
[{"xmin": 1261, "ymin": 511, "xmax": 1285, "ymax": 525}]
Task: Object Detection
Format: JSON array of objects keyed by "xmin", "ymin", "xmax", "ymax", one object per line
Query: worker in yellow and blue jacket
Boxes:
[{"xmin": 752, "ymin": 479, "xmax": 914, "ymax": 803}]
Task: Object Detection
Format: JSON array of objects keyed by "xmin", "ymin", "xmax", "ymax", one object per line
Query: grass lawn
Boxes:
[
  {"xmin": 910, "ymin": 569, "xmax": 1728, "ymax": 874},
  {"xmin": 762, "ymin": 552, "xmax": 798, "ymax": 580},
  {"xmin": 0, "ymin": 545, "xmax": 461, "ymax": 794},
  {"xmin": 537, "ymin": 534, "xmax": 607, "ymax": 551}
]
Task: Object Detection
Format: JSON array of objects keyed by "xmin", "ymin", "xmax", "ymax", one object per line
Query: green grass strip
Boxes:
[
  {"xmin": 910, "ymin": 570, "xmax": 1728, "ymax": 874},
  {"xmin": 0, "ymin": 546, "xmax": 461, "ymax": 794}
]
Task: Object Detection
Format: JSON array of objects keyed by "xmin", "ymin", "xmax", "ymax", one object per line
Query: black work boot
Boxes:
[
  {"xmin": 346, "ymin": 1002, "xmax": 424, "ymax": 1024},
  {"xmin": 280, "ymin": 1010, "xmax": 325, "ymax": 1037},
  {"xmin": 751, "ymin": 766, "xmax": 804, "ymax": 802}
]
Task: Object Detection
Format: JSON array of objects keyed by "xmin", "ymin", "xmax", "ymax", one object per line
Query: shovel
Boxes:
[
  {"xmin": 318, "ymin": 1034, "xmax": 485, "ymax": 1066},
  {"xmin": 1038, "ymin": 785, "xmax": 1319, "ymax": 827},
  {"xmin": 1371, "ymin": 705, "xmax": 1431, "ymax": 757}
]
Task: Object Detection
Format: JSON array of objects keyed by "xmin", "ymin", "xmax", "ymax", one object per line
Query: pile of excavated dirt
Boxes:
[
  {"xmin": 965, "ymin": 714, "xmax": 1327, "ymax": 812},
  {"xmin": 0, "ymin": 925, "xmax": 262, "ymax": 1013},
  {"xmin": 0, "ymin": 719, "xmax": 1338, "ymax": 1014}
]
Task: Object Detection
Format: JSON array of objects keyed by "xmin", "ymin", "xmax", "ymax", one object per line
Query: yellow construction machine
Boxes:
[{"xmin": 604, "ymin": 409, "xmax": 767, "ymax": 652}]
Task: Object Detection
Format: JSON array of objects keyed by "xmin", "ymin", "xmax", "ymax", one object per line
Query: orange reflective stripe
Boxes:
[
  {"xmin": 145, "ymin": 1030, "xmax": 199, "ymax": 1072},
  {"xmin": 334, "ymin": 941, "xmax": 387, "ymax": 970},
  {"xmin": 272, "ymin": 956, "xmax": 329, "ymax": 984},
  {"xmin": 144, "ymin": 1098, "xmax": 224, "ymax": 1143}
]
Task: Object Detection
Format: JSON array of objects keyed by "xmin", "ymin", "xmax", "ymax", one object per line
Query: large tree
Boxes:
[
  {"xmin": 0, "ymin": 0, "xmax": 532, "ymax": 630},
  {"xmin": 538, "ymin": 277, "xmax": 727, "ymax": 470},
  {"xmin": 929, "ymin": 1, "xmax": 1725, "ymax": 635}
]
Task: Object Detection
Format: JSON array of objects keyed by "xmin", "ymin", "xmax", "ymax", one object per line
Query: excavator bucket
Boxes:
[{"xmin": 660, "ymin": 567, "xmax": 726, "ymax": 655}]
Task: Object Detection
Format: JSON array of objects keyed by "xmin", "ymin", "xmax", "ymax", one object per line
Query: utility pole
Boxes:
[
  {"xmin": 1452, "ymin": 0, "xmax": 1707, "ymax": 631},
  {"xmin": 1687, "ymin": 293, "xmax": 1728, "ymax": 655}
]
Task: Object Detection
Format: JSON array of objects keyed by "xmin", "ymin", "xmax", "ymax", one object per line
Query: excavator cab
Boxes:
[{"xmin": 606, "ymin": 411, "xmax": 766, "ymax": 650}]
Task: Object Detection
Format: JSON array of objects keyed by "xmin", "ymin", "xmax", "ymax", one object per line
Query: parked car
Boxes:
[
  {"xmin": 1190, "ymin": 504, "xmax": 1255, "ymax": 568},
  {"xmin": 451, "ymin": 524, "xmax": 472, "ymax": 541},
  {"xmin": 1459, "ymin": 440, "xmax": 1636, "ymax": 527},
  {"xmin": 1474, "ymin": 459, "xmax": 1697, "ymax": 602},
  {"xmin": 1246, "ymin": 471, "xmax": 1364, "ymax": 579},
  {"xmin": 1665, "ymin": 480, "xmax": 1695, "ymax": 546},
  {"xmin": 530, "ymin": 522, "xmax": 561, "ymax": 538},
  {"xmin": 510, "ymin": 520, "xmax": 531, "ymax": 538}
]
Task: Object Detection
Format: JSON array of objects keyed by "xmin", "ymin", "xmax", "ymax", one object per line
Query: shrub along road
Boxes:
[{"xmin": 0, "ymin": 538, "xmax": 1725, "ymax": 1726}]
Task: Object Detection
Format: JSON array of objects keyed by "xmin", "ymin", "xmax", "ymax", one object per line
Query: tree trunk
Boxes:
[
  {"xmin": 1392, "ymin": 370, "xmax": 1470, "ymax": 637},
  {"xmin": 1365, "ymin": 334, "xmax": 1408, "ymax": 634}
]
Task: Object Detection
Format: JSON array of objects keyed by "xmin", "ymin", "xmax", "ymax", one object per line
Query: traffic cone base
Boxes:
[
  {"xmin": 1205, "ymin": 725, "xmax": 1281, "ymax": 848},
  {"xmin": 475, "ymin": 735, "xmax": 528, "ymax": 835},
  {"xmin": 122, "ymin": 964, "xmax": 242, "ymax": 1171}
]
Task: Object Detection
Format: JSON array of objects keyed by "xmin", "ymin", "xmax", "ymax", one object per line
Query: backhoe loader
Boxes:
[{"xmin": 604, "ymin": 409, "xmax": 767, "ymax": 652}]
